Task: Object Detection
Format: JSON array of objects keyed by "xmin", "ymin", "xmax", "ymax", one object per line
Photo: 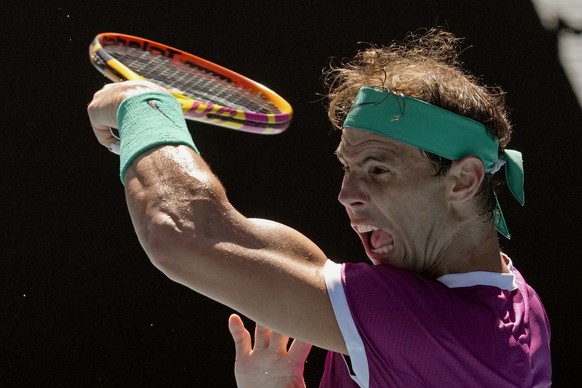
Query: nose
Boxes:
[{"xmin": 338, "ymin": 172, "xmax": 369, "ymax": 208}]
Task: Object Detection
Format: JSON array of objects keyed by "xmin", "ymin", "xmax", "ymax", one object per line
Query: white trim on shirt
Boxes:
[
  {"xmin": 323, "ymin": 259, "xmax": 369, "ymax": 388},
  {"xmin": 436, "ymin": 254, "xmax": 517, "ymax": 291}
]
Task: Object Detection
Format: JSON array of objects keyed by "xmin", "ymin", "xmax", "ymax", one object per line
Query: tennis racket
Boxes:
[{"xmin": 89, "ymin": 32, "xmax": 292, "ymax": 135}]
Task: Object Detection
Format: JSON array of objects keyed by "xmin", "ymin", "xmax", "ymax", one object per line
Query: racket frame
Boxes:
[{"xmin": 89, "ymin": 32, "xmax": 292, "ymax": 134}]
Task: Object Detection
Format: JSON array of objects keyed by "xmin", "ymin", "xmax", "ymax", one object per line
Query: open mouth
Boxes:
[{"xmin": 354, "ymin": 224, "xmax": 395, "ymax": 259}]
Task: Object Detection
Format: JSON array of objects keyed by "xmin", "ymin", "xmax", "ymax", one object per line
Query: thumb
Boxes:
[{"xmin": 228, "ymin": 314, "xmax": 252, "ymax": 357}]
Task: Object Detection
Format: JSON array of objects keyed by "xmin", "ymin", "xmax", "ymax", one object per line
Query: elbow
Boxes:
[
  {"xmin": 140, "ymin": 214, "xmax": 202, "ymax": 284},
  {"xmin": 146, "ymin": 226, "xmax": 179, "ymax": 277},
  {"xmin": 126, "ymin": 174, "xmax": 230, "ymax": 285}
]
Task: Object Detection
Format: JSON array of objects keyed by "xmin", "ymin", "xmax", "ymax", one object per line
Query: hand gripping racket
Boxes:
[{"xmin": 89, "ymin": 33, "xmax": 292, "ymax": 135}]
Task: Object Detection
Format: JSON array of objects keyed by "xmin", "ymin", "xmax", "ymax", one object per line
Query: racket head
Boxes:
[{"xmin": 89, "ymin": 33, "xmax": 292, "ymax": 134}]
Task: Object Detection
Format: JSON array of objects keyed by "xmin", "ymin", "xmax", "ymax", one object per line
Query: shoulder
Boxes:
[
  {"xmin": 325, "ymin": 260, "xmax": 464, "ymax": 329},
  {"xmin": 341, "ymin": 261, "xmax": 452, "ymax": 303}
]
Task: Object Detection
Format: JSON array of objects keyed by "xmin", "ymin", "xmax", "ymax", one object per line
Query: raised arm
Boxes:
[{"xmin": 87, "ymin": 81, "xmax": 345, "ymax": 353}]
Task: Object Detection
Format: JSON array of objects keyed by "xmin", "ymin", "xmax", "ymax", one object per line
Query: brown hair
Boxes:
[{"xmin": 324, "ymin": 28, "xmax": 513, "ymax": 218}]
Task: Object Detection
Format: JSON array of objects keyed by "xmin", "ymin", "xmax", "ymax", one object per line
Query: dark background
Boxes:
[{"xmin": 2, "ymin": 0, "xmax": 581, "ymax": 386}]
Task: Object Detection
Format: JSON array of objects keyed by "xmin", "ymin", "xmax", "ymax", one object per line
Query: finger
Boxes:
[
  {"xmin": 90, "ymin": 123, "xmax": 118, "ymax": 148},
  {"xmin": 87, "ymin": 90, "xmax": 121, "ymax": 130},
  {"xmin": 253, "ymin": 322, "xmax": 271, "ymax": 350},
  {"xmin": 267, "ymin": 329, "xmax": 290, "ymax": 352},
  {"xmin": 228, "ymin": 314, "xmax": 252, "ymax": 357},
  {"xmin": 288, "ymin": 339, "xmax": 313, "ymax": 363}
]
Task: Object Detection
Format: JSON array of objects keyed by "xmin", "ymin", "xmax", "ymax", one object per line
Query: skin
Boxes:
[
  {"xmin": 228, "ymin": 314, "xmax": 312, "ymax": 388},
  {"xmin": 87, "ymin": 80, "xmax": 508, "ymax": 385},
  {"xmin": 335, "ymin": 128, "xmax": 507, "ymax": 276}
]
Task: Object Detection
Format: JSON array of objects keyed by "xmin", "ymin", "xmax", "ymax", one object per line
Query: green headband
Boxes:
[{"xmin": 344, "ymin": 86, "xmax": 524, "ymax": 239}]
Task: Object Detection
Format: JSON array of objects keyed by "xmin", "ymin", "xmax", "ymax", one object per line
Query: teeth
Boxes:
[
  {"xmin": 372, "ymin": 245, "xmax": 392, "ymax": 254},
  {"xmin": 356, "ymin": 224, "xmax": 378, "ymax": 233}
]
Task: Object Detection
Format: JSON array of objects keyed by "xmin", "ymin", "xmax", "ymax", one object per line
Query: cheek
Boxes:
[{"xmin": 374, "ymin": 178, "xmax": 446, "ymax": 219}]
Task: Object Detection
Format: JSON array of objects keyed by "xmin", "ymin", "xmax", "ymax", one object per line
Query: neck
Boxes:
[{"xmin": 431, "ymin": 222, "xmax": 506, "ymax": 277}]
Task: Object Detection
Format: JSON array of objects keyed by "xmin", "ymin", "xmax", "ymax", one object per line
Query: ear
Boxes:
[{"xmin": 446, "ymin": 156, "xmax": 485, "ymax": 204}]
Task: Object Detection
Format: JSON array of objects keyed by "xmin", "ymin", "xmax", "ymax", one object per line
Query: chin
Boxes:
[
  {"xmin": 368, "ymin": 256, "xmax": 391, "ymax": 266},
  {"xmin": 369, "ymin": 255, "xmax": 410, "ymax": 270}
]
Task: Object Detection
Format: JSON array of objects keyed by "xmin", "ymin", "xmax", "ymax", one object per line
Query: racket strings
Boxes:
[{"xmin": 104, "ymin": 45, "xmax": 278, "ymax": 114}]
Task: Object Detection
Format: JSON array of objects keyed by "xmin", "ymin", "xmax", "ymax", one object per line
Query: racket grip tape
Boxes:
[{"xmin": 117, "ymin": 92, "xmax": 199, "ymax": 184}]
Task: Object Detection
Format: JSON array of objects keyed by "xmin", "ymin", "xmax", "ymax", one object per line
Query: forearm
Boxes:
[
  {"xmin": 124, "ymin": 144, "xmax": 233, "ymax": 277},
  {"xmin": 115, "ymin": 90, "xmax": 234, "ymax": 273},
  {"xmin": 123, "ymin": 143, "xmax": 320, "ymax": 299},
  {"xmin": 124, "ymin": 143, "xmax": 324, "ymax": 287}
]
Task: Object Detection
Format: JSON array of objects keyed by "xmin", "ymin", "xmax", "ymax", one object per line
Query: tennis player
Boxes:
[{"xmin": 87, "ymin": 28, "xmax": 551, "ymax": 387}]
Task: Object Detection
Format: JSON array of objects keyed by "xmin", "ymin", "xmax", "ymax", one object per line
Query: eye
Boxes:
[
  {"xmin": 339, "ymin": 162, "xmax": 350, "ymax": 173},
  {"xmin": 370, "ymin": 166, "xmax": 390, "ymax": 175}
]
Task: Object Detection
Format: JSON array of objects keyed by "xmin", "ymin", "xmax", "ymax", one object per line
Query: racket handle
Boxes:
[
  {"xmin": 108, "ymin": 141, "xmax": 121, "ymax": 155},
  {"xmin": 109, "ymin": 127, "xmax": 121, "ymax": 154}
]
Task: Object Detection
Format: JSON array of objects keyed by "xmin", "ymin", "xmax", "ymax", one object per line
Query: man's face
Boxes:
[{"xmin": 335, "ymin": 127, "xmax": 450, "ymax": 273}]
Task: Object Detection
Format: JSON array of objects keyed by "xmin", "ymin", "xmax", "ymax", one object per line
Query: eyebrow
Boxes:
[
  {"xmin": 334, "ymin": 149, "xmax": 400, "ymax": 167},
  {"xmin": 335, "ymin": 132, "xmax": 404, "ymax": 167}
]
